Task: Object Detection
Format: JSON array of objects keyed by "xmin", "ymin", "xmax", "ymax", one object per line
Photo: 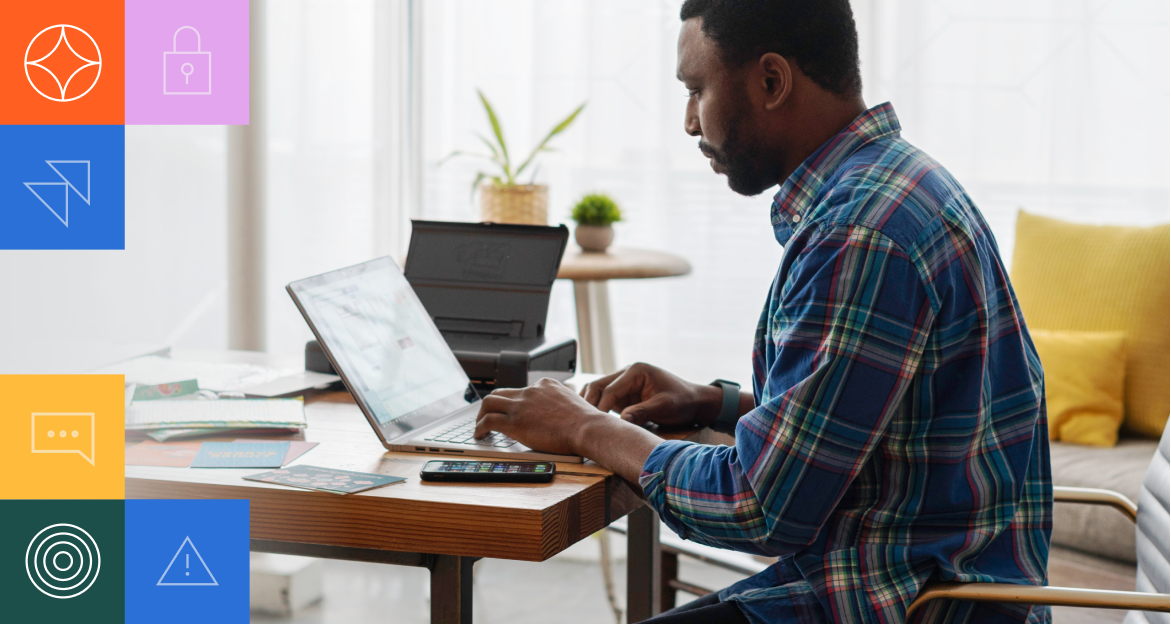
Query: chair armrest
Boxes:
[
  {"xmin": 907, "ymin": 581, "xmax": 1170, "ymax": 617},
  {"xmin": 1053, "ymin": 485, "xmax": 1138, "ymax": 522}
]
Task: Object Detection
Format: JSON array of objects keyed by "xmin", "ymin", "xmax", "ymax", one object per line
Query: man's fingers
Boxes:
[
  {"xmin": 596, "ymin": 368, "xmax": 643, "ymax": 414},
  {"xmin": 620, "ymin": 393, "xmax": 674, "ymax": 427},
  {"xmin": 581, "ymin": 368, "xmax": 625, "ymax": 405},
  {"xmin": 478, "ymin": 393, "xmax": 518, "ymax": 419},
  {"xmin": 620, "ymin": 405, "xmax": 651, "ymax": 426},
  {"xmin": 581, "ymin": 381, "xmax": 600, "ymax": 404},
  {"xmin": 474, "ymin": 412, "xmax": 511, "ymax": 439},
  {"xmin": 488, "ymin": 387, "xmax": 523, "ymax": 398}
]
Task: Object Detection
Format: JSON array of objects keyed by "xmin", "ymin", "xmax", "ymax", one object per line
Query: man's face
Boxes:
[{"xmin": 677, "ymin": 19, "xmax": 780, "ymax": 196}]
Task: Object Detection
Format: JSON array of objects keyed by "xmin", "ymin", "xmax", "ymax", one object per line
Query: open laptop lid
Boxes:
[
  {"xmin": 286, "ymin": 257, "xmax": 478, "ymax": 444},
  {"xmin": 404, "ymin": 220, "xmax": 568, "ymax": 339}
]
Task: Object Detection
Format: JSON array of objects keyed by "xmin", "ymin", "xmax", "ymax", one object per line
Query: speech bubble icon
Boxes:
[{"xmin": 31, "ymin": 413, "xmax": 95, "ymax": 466}]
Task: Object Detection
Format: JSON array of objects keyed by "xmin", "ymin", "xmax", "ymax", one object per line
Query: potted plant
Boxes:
[
  {"xmin": 444, "ymin": 90, "xmax": 585, "ymax": 225},
  {"xmin": 571, "ymin": 193, "xmax": 622, "ymax": 253}
]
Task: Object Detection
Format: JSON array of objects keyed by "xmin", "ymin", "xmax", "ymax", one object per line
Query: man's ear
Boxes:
[{"xmin": 759, "ymin": 53, "xmax": 792, "ymax": 111}]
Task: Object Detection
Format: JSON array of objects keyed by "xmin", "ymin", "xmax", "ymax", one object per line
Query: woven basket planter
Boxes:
[{"xmin": 479, "ymin": 184, "xmax": 548, "ymax": 225}]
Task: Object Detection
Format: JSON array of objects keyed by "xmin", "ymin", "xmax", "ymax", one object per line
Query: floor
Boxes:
[
  {"xmin": 250, "ymin": 540, "xmax": 1139, "ymax": 624},
  {"xmin": 251, "ymin": 545, "xmax": 743, "ymax": 624}
]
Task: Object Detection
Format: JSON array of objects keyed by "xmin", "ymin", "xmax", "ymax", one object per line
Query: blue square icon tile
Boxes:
[
  {"xmin": 125, "ymin": 499, "xmax": 249, "ymax": 624},
  {"xmin": 0, "ymin": 125, "xmax": 125, "ymax": 249}
]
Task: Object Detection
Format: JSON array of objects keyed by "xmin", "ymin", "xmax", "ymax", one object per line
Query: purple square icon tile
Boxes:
[{"xmin": 125, "ymin": 0, "xmax": 249, "ymax": 125}]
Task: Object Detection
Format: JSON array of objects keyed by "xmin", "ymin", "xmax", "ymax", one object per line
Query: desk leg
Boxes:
[
  {"xmin": 574, "ymin": 279, "xmax": 616, "ymax": 374},
  {"xmin": 627, "ymin": 505, "xmax": 662, "ymax": 623},
  {"xmin": 430, "ymin": 555, "xmax": 473, "ymax": 624}
]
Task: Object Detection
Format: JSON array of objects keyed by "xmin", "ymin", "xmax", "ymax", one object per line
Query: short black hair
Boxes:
[{"xmin": 680, "ymin": 0, "xmax": 862, "ymax": 97}]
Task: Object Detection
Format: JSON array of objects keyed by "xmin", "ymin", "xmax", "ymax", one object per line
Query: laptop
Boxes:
[{"xmin": 287, "ymin": 256, "xmax": 583, "ymax": 463}]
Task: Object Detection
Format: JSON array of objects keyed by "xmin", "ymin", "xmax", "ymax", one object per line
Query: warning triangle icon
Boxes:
[{"xmin": 156, "ymin": 536, "xmax": 219, "ymax": 586}]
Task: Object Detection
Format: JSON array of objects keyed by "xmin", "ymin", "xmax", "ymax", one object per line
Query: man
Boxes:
[{"xmin": 474, "ymin": 1, "xmax": 1052, "ymax": 622}]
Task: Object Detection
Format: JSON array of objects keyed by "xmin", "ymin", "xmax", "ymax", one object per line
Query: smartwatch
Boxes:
[{"xmin": 709, "ymin": 379, "xmax": 742, "ymax": 434}]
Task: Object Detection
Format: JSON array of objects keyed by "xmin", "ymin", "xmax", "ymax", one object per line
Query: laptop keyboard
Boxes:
[{"xmin": 423, "ymin": 417, "xmax": 518, "ymax": 448}]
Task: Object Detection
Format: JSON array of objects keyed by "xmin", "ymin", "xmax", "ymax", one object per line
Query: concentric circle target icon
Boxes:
[
  {"xmin": 24, "ymin": 25, "xmax": 103, "ymax": 102},
  {"xmin": 25, "ymin": 523, "xmax": 101, "ymax": 599}
]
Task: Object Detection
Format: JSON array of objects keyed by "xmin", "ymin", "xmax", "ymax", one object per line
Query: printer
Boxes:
[
  {"xmin": 403, "ymin": 220, "xmax": 576, "ymax": 392},
  {"xmin": 405, "ymin": 220, "xmax": 578, "ymax": 388},
  {"xmin": 307, "ymin": 220, "xmax": 577, "ymax": 392}
]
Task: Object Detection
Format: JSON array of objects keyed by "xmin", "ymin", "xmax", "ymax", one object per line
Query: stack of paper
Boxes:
[
  {"xmin": 127, "ymin": 399, "xmax": 308, "ymax": 442},
  {"xmin": 94, "ymin": 355, "xmax": 338, "ymax": 395}
]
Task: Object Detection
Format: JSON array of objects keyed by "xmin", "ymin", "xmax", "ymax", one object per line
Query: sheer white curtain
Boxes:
[
  {"xmin": 419, "ymin": 0, "xmax": 1169, "ymax": 385},
  {"xmin": 261, "ymin": 0, "xmax": 420, "ymax": 356},
  {"xmin": 262, "ymin": 0, "xmax": 378, "ymax": 355}
]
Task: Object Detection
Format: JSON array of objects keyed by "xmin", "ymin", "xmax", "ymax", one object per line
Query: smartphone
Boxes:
[{"xmin": 419, "ymin": 460, "xmax": 556, "ymax": 483}]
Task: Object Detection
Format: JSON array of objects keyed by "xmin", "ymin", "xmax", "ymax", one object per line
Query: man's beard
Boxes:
[{"xmin": 699, "ymin": 110, "xmax": 779, "ymax": 197}]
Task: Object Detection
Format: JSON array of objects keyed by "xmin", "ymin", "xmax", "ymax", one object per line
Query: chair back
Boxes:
[{"xmin": 1128, "ymin": 421, "xmax": 1170, "ymax": 624}]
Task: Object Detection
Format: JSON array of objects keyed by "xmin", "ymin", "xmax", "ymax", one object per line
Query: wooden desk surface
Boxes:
[
  {"xmin": 125, "ymin": 386, "xmax": 644, "ymax": 563},
  {"xmin": 121, "ymin": 349, "xmax": 718, "ymax": 566}
]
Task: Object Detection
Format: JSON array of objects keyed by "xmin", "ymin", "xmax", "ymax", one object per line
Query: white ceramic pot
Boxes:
[{"xmin": 574, "ymin": 224, "xmax": 614, "ymax": 253}]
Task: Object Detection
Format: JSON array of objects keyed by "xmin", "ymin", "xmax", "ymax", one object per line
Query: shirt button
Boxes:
[{"xmin": 792, "ymin": 214, "xmax": 802, "ymax": 223}]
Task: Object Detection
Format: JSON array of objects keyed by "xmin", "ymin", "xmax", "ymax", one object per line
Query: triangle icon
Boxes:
[
  {"xmin": 46, "ymin": 160, "xmax": 90, "ymax": 204},
  {"xmin": 156, "ymin": 536, "xmax": 219, "ymax": 586},
  {"xmin": 24, "ymin": 182, "xmax": 70, "ymax": 226}
]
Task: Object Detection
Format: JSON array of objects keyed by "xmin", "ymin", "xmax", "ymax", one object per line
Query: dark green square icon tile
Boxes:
[{"xmin": 0, "ymin": 500, "xmax": 124, "ymax": 623}]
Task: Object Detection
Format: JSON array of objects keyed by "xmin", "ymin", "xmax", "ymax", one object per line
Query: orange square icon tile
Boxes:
[
  {"xmin": 3, "ymin": 1, "xmax": 125, "ymax": 124},
  {"xmin": 0, "ymin": 375, "xmax": 125, "ymax": 499}
]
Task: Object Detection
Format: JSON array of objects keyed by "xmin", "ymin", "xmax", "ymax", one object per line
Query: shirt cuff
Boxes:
[{"xmin": 638, "ymin": 439, "xmax": 695, "ymax": 515}]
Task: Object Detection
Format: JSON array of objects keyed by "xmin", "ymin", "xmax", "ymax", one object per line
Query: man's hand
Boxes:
[
  {"xmin": 580, "ymin": 362, "xmax": 723, "ymax": 428},
  {"xmin": 474, "ymin": 378, "xmax": 602, "ymax": 456},
  {"xmin": 474, "ymin": 378, "xmax": 665, "ymax": 493}
]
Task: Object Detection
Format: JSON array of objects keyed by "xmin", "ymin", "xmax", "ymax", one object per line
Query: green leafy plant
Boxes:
[
  {"xmin": 443, "ymin": 89, "xmax": 586, "ymax": 193},
  {"xmin": 571, "ymin": 193, "xmax": 623, "ymax": 226}
]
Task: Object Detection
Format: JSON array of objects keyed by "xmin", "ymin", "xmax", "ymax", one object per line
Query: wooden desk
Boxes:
[
  {"xmin": 558, "ymin": 247, "xmax": 691, "ymax": 375},
  {"xmin": 123, "ymin": 349, "xmax": 663, "ymax": 624}
]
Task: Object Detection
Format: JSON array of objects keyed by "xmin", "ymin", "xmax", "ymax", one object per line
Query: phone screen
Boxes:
[{"xmin": 424, "ymin": 461, "xmax": 552, "ymax": 474}]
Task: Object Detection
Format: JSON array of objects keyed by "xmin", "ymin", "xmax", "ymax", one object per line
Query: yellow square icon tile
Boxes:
[{"xmin": 0, "ymin": 375, "xmax": 125, "ymax": 499}]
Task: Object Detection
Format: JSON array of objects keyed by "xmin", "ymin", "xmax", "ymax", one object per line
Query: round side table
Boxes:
[{"xmin": 558, "ymin": 247, "xmax": 692, "ymax": 374}]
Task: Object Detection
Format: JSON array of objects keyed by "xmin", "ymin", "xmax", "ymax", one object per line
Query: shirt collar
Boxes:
[{"xmin": 770, "ymin": 102, "xmax": 902, "ymax": 245}]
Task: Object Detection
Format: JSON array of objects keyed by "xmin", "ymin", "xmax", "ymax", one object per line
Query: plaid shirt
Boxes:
[{"xmin": 640, "ymin": 103, "xmax": 1052, "ymax": 624}]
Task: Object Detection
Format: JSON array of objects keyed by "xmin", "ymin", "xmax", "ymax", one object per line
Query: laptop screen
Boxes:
[{"xmin": 287, "ymin": 257, "xmax": 476, "ymax": 441}]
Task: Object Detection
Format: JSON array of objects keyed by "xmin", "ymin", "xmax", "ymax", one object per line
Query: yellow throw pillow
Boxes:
[
  {"xmin": 1031, "ymin": 329, "xmax": 1127, "ymax": 447},
  {"xmin": 1011, "ymin": 211, "xmax": 1169, "ymax": 438}
]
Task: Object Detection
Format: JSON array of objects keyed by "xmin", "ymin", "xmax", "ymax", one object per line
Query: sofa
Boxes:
[
  {"xmin": 1051, "ymin": 437, "xmax": 1158, "ymax": 564},
  {"xmin": 1010, "ymin": 211, "xmax": 1169, "ymax": 578}
]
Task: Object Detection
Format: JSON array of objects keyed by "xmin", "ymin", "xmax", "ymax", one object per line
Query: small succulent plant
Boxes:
[{"xmin": 571, "ymin": 193, "xmax": 623, "ymax": 226}]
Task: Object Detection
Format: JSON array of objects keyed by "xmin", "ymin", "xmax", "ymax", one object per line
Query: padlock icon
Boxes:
[{"xmin": 164, "ymin": 26, "xmax": 211, "ymax": 95}]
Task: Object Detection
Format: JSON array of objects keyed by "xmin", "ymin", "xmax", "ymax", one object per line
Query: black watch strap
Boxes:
[{"xmin": 709, "ymin": 379, "xmax": 742, "ymax": 434}]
